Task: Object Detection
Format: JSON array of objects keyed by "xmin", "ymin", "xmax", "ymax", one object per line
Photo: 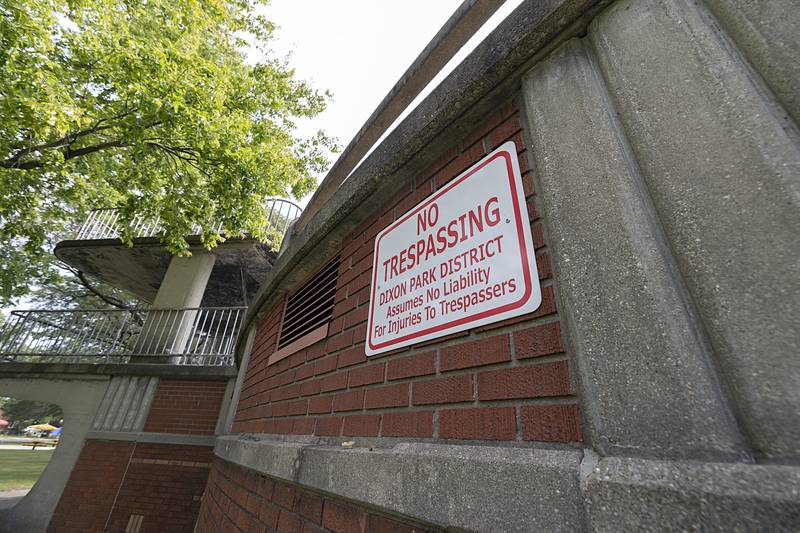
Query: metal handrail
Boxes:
[
  {"xmin": 0, "ymin": 307, "xmax": 247, "ymax": 366},
  {"xmin": 74, "ymin": 198, "xmax": 302, "ymax": 245}
]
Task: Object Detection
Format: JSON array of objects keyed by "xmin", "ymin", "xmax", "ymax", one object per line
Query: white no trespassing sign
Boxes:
[{"xmin": 366, "ymin": 141, "xmax": 541, "ymax": 356}]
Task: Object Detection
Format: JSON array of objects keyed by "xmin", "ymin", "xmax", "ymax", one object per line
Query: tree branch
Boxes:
[
  {"xmin": 2, "ymin": 139, "xmax": 130, "ymax": 169},
  {"xmin": 59, "ymin": 264, "xmax": 131, "ymax": 310},
  {"xmin": 0, "ymin": 112, "xmax": 161, "ymax": 169}
]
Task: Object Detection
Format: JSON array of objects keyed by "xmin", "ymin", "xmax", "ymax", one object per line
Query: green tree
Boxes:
[
  {"xmin": 0, "ymin": 398, "xmax": 63, "ymax": 429},
  {"xmin": 0, "ymin": 0, "xmax": 334, "ymax": 306}
]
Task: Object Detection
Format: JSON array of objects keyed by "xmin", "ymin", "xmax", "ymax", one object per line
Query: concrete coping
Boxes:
[
  {"xmin": 215, "ymin": 434, "xmax": 800, "ymax": 532},
  {"xmin": 0, "ymin": 362, "xmax": 237, "ymax": 379},
  {"xmin": 215, "ymin": 434, "xmax": 586, "ymax": 532}
]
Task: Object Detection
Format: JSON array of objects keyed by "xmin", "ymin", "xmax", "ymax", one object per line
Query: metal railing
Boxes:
[
  {"xmin": 0, "ymin": 307, "xmax": 246, "ymax": 366},
  {"xmin": 74, "ymin": 198, "xmax": 302, "ymax": 244}
]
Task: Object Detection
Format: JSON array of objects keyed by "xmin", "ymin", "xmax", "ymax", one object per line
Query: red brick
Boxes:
[
  {"xmin": 292, "ymin": 418, "xmax": 315, "ymax": 435},
  {"xmin": 315, "ymin": 355, "xmax": 338, "ymax": 375},
  {"xmin": 353, "ymin": 285, "xmax": 372, "ymax": 306},
  {"xmin": 306, "ymin": 341, "xmax": 328, "ymax": 361},
  {"xmin": 259, "ymin": 501, "xmax": 281, "ymax": 528},
  {"xmin": 412, "ymin": 374, "xmax": 472, "ymax": 405},
  {"xmin": 366, "ymin": 514, "xmax": 420, "ymax": 533},
  {"xmin": 522, "ymin": 172, "xmax": 535, "ymax": 198},
  {"xmin": 393, "ymin": 179, "xmax": 434, "ymax": 217},
  {"xmin": 342, "ymin": 414, "xmax": 381, "ymax": 437},
  {"xmin": 488, "ymin": 114, "xmax": 522, "ymax": 148},
  {"xmin": 348, "ymin": 363, "xmax": 385, "ymax": 387},
  {"xmin": 343, "ymin": 306, "xmax": 369, "ymax": 330},
  {"xmin": 277, "ymin": 510, "xmax": 301, "ymax": 533},
  {"xmin": 332, "ymin": 298, "xmax": 357, "ymax": 321},
  {"xmin": 352, "ymin": 324, "xmax": 368, "ymax": 343},
  {"xmin": 386, "ymin": 351, "xmax": 436, "ymax": 380},
  {"xmin": 526, "ymin": 196, "xmax": 540, "ymax": 221},
  {"xmin": 478, "ymin": 361, "xmax": 572, "ymax": 400},
  {"xmin": 337, "ymin": 345, "xmax": 367, "ymax": 368},
  {"xmin": 294, "ymin": 491, "xmax": 324, "ymax": 524},
  {"xmin": 537, "ymin": 250, "xmax": 551, "ymax": 279},
  {"xmin": 295, "ymin": 363, "xmax": 316, "ymax": 381},
  {"xmin": 532, "ymin": 221, "xmax": 545, "ymax": 248},
  {"xmin": 364, "ymin": 383, "xmax": 409, "ymax": 409},
  {"xmin": 320, "ymin": 372, "xmax": 348, "ymax": 393},
  {"xmin": 514, "ymin": 322, "xmax": 563, "ymax": 359},
  {"xmin": 143, "ymin": 380, "xmax": 227, "ymax": 436},
  {"xmin": 332, "ymin": 390, "xmax": 364, "ymax": 412},
  {"xmin": 440, "ymin": 335, "xmax": 510, "ymax": 371},
  {"xmin": 381, "ymin": 411, "xmax": 433, "ymax": 438},
  {"xmin": 439, "ymin": 407, "xmax": 516, "ymax": 440},
  {"xmin": 286, "ymin": 399, "xmax": 308, "ymax": 417},
  {"xmin": 300, "ymin": 379, "xmax": 322, "ymax": 397},
  {"xmin": 322, "ymin": 499, "xmax": 366, "ymax": 533},
  {"xmin": 308, "ymin": 396, "xmax": 333, "ymax": 415},
  {"xmin": 315, "ymin": 417, "xmax": 342, "ymax": 436},
  {"xmin": 273, "ymin": 483, "xmax": 295, "ymax": 509},
  {"xmin": 302, "ymin": 522, "xmax": 327, "ymax": 533},
  {"xmin": 326, "ymin": 330, "xmax": 354, "ymax": 352},
  {"xmin": 520, "ymin": 404, "xmax": 582, "ymax": 442}
]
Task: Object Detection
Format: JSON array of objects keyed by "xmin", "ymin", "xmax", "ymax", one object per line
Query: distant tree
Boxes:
[
  {"xmin": 0, "ymin": 398, "xmax": 63, "ymax": 429},
  {"xmin": 0, "ymin": 0, "xmax": 335, "ymax": 306}
]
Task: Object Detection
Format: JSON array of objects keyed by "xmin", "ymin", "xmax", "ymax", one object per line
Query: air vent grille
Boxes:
[{"xmin": 277, "ymin": 256, "xmax": 340, "ymax": 349}]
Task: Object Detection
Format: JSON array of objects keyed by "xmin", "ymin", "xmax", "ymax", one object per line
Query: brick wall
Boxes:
[
  {"xmin": 143, "ymin": 379, "xmax": 227, "ymax": 435},
  {"xmin": 231, "ymin": 98, "xmax": 582, "ymax": 444},
  {"xmin": 49, "ymin": 440, "xmax": 213, "ymax": 533},
  {"xmin": 105, "ymin": 443, "xmax": 213, "ymax": 532},
  {"xmin": 196, "ymin": 457, "xmax": 432, "ymax": 533},
  {"xmin": 48, "ymin": 439, "xmax": 133, "ymax": 533}
]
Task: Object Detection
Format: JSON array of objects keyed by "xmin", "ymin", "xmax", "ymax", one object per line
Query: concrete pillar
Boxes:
[
  {"xmin": 521, "ymin": 38, "xmax": 747, "ymax": 462},
  {"xmin": 135, "ymin": 251, "xmax": 216, "ymax": 358},
  {"xmin": 589, "ymin": 0, "xmax": 800, "ymax": 462}
]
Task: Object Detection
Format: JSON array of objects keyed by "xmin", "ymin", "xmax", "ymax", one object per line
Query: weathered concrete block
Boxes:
[
  {"xmin": 215, "ymin": 436, "xmax": 585, "ymax": 532},
  {"xmin": 521, "ymin": 38, "xmax": 746, "ymax": 460},
  {"xmin": 590, "ymin": 0, "xmax": 800, "ymax": 461},
  {"xmin": 586, "ymin": 456, "xmax": 800, "ymax": 531}
]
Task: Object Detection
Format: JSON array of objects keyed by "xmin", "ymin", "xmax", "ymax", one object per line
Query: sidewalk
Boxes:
[{"xmin": 0, "ymin": 489, "xmax": 29, "ymax": 510}]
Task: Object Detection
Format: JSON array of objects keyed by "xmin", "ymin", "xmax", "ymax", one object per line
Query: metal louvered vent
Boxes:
[{"xmin": 277, "ymin": 256, "xmax": 340, "ymax": 349}]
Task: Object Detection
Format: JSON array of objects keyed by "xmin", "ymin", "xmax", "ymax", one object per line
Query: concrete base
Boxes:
[
  {"xmin": 586, "ymin": 457, "xmax": 800, "ymax": 531},
  {"xmin": 216, "ymin": 435, "xmax": 585, "ymax": 533},
  {"xmin": 215, "ymin": 435, "xmax": 800, "ymax": 532}
]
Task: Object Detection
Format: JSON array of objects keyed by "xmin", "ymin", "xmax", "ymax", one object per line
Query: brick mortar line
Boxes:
[{"xmin": 246, "ymin": 351, "xmax": 571, "ymax": 403}]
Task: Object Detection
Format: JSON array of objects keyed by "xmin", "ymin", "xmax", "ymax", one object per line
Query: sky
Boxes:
[{"xmin": 258, "ymin": 0, "xmax": 526, "ymax": 204}]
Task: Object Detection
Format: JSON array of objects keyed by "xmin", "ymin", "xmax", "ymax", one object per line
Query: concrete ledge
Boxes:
[
  {"xmin": 215, "ymin": 435, "xmax": 585, "ymax": 532},
  {"xmin": 586, "ymin": 457, "xmax": 800, "ymax": 531},
  {"xmin": 0, "ymin": 362, "xmax": 237, "ymax": 379},
  {"xmin": 215, "ymin": 435, "xmax": 800, "ymax": 532},
  {"xmin": 87, "ymin": 431, "xmax": 216, "ymax": 447}
]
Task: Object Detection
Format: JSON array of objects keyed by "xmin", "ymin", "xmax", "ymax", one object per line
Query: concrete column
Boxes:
[
  {"xmin": 136, "ymin": 251, "xmax": 216, "ymax": 358},
  {"xmin": 589, "ymin": 0, "xmax": 800, "ymax": 461},
  {"xmin": 521, "ymin": 38, "xmax": 747, "ymax": 461}
]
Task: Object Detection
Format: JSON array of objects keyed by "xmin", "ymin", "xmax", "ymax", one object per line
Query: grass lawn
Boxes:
[{"xmin": 0, "ymin": 449, "xmax": 54, "ymax": 491}]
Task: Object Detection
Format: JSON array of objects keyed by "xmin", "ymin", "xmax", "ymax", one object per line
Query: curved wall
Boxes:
[{"xmin": 202, "ymin": 0, "xmax": 800, "ymax": 530}]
